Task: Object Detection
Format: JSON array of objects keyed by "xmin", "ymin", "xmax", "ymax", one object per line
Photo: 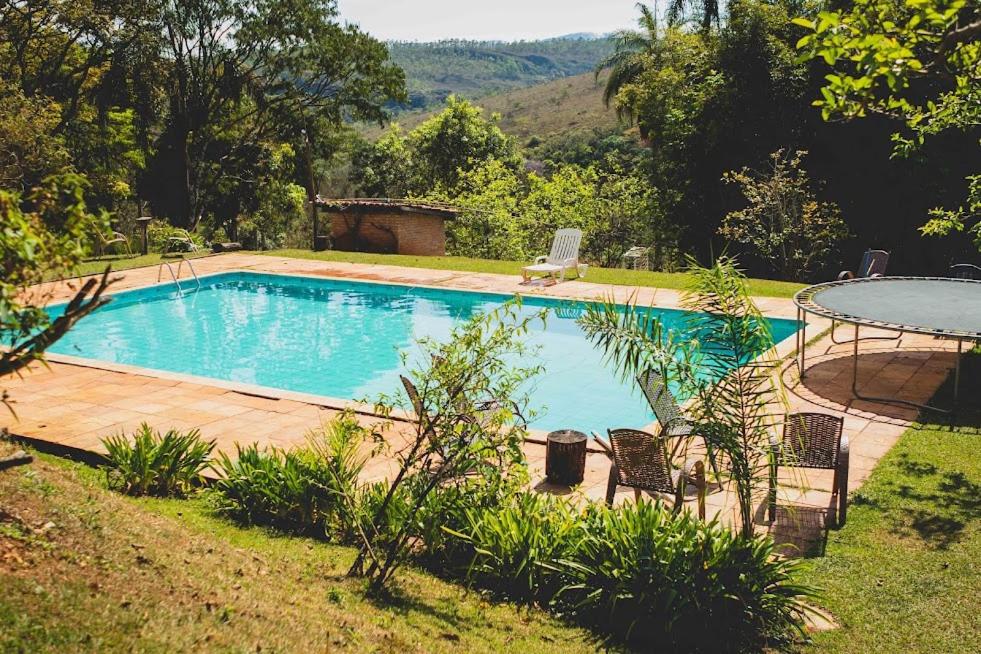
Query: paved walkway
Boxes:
[{"xmin": 2, "ymin": 253, "xmax": 968, "ymax": 554}]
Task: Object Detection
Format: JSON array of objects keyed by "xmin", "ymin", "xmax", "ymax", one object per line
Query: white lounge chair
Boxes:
[{"xmin": 522, "ymin": 228, "xmax": 583, "ymax": 284}]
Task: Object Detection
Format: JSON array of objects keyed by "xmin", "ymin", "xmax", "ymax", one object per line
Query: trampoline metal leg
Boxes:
[
  {"xmin": 797, "ymin": 306, "xmax": 807, "ymax": 377},
  {"xmin": 831, "ymin": 318, "xmax": 901, "ymax": 345},
  {"xmin": 954, "ymin": 339, "xmax": 962, "ymax": 406},
  {"xmin": 850, "ymin": 324, "xmax": 956, "ymax": 415}
]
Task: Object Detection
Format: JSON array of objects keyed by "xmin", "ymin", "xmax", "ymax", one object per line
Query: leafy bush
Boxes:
[
  {"xmin": 146, "ymin": 220, "xmax": 204, "ymax": 252},
  {"xmin": 556, "ymin": 500, "xmax": 811, "ymax": 652},
  {"xmin": 447, "ymin": 491, "xmax": 582, "ymax": 603},
  {"xmin": 348, "ymin": 301, "xmax": 540, "ymax": 591},
  {"xmin": 211, "ymin": 412, "xmax": 373, "ymax": 538},
  {"xmin": 102, "ymin": 423, "xmax": 215, "ymax": 497}
]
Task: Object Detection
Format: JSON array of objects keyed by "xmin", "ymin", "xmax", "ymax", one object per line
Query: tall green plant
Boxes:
[
  {"xmin": 578, "ymin": 256, "xmax": 787, "ymax": 536},
  {"xmin": 348, "ymin": 300, "xmax": 543, "ymax": 592},
  {"xmin": 446, "ymin": 491, "xmax": 582, "ymax": 603},
  {"xmin": 556, "ymin": 499, "xmax": 812, "ymax": 651},
  {"xmin": 211, "ymin": 412, "xmax": 376, "ymax": 538},
  {"xmin": 102, "ymin": 423, "xmax": 215, "ymax": 497},
  {"xmin": 720, "ymin": 149, "xmax": 849, "ymax": 281}
]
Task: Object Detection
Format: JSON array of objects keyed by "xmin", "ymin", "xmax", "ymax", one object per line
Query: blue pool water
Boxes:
[{"xmin": 47, "ymin": 272, "xmax": 799, "ymax": 433}]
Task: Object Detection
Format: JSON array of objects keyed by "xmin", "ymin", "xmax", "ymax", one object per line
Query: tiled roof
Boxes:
[{"xmin": 315, "ymin": 197, "xmax": 460, "ymax": 219}]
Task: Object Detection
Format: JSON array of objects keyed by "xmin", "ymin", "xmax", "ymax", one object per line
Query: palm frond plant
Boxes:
[
  {"xmin": 102, "ymin": 423, "xmax": 215, "ymax": 497},
  {"xmin": 578, "ymin": 256, "xmax": 788, "ymax": 537},
  {"xmin": 595, "ymin": 3, "xmax": 662, "ymax": 120}
]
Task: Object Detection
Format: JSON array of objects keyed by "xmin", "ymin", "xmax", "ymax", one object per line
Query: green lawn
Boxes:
[
  {"xmin": 61, "ymin": 248, "xmax": 803, "ymax": 298},
  {"xmin": 799, "ymin": 407, "xmax": 981, "ymax": 650},
  {"xmin": 263, "ymin": 249, "xmax": 805, "ymax": 298},
  {"xmin": 66, "ymin": 252, "xmax": 215, "ymax": 280},
  {"xmin": 0, "ymin": 447, "xmax": 607, "ymax": 653}
]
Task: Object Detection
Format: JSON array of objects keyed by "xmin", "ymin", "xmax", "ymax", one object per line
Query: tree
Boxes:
[
  {"xmin": 150, "ymin": 0, "xmax": 405, "ymax": 228},
  {"xmin": 1, "ymin": 176, "xmax": 113, "ymax": 409},
  {"xmin": 595, "ymin": 3, "xmax": 662, "ymax": 117},
  {"xmin": 406, "ymin": 96, "xmax": 520, "ymax": 193},
  {"xmin": 350, "ymin": 125, "xmax": 414, "ymax": 198},
  {"xmin": 0, "ymin": 0, "xmax": 155, "ymax": 212},
  {"xmin": 794, "ymin": 0, "xmax": 981, "ymax": 250},
  {"xmin": 720, "ymin": 149, "xmax": 849, "ymax": 281}
]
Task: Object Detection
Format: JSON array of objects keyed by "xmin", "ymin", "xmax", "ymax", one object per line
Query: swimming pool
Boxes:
[{"xmin": 47, "ymin": 271, "xmax": 800, "ymax": 433}]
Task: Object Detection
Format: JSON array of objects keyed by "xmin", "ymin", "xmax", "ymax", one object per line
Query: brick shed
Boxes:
[{"xmin": 316, "ymin": 198, "xmax": 459, "ymax": 256}]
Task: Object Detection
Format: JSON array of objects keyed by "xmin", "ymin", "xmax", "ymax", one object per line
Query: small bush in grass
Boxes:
[
  {"xmin": 446, "ymin": 491, "xmax": 582, "ymax": 603},
  {"xmin": 211, "ymin": 412, "xmax": 374, "ymax": 538},
  {"xmin": 102, "ymin": 423, "xmax": 215, "ymax": 497},
  {"xmin": 556, "ymin": 499, "xmax": 813, "ymax": 652}
]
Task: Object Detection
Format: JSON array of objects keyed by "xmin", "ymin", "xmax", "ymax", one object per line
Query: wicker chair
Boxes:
[
  {"xmin": 949, "ymin": 263, "xmax": 981, "ymax": 280},
  {"xmin": 768, "ymin": 412, "xmax": 850, "ymax": 528},
  {"xmin": 636, "ymin": 368, "xmax": 720, "ymax": 476},
  {"xmin": 593, "ymin": 428, "xmax": 706, "ymax": 518}
]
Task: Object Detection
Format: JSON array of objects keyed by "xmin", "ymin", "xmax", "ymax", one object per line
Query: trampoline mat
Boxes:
[{"xmin": 810, "ymin": 278, "xmax": 981, "ymax": 336}]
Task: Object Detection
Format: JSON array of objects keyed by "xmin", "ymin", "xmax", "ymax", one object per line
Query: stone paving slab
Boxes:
[{"xmin": 3, "ymin": 253, "xmax": 970, "ymax": 554}]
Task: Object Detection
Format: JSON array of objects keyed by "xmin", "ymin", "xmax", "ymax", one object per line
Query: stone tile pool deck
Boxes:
[{"xmin": 2, "ymin": 253, "xmax": 969, "ymax": 551}]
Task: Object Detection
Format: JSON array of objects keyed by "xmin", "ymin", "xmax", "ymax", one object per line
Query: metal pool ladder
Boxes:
[{"xmin": 157, "ymin": 256, "xmax": 201, "ymax": 294}]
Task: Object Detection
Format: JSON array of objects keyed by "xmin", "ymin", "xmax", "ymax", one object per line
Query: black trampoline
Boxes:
[{"xmin": 794, "ymin": 277, "xmax": 981, "ymax": 412}]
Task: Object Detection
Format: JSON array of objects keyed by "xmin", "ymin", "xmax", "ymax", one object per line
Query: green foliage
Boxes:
[
  {"xmin": 579, "ymin": 256, "xmax": 786, "ymax": 537},
  {"xmin": 597, "ymin": 1, "xmax": 840, "ymax": 260},
  {"xmin": 0, "ymin": 175, "xmax": 112, "ymax": 389},
  {"xmin": 0, "ymin": 83, "xmax": 71, "ymax": 191},
  {"xmin": 408, "ymin": 96, "xmax": 521, "ymax": 192},
  {"xmin": 350, "ymin": 125, "xmax": 415, "ymax": 197},
  {"xmin": 556, "ymin": 499, "xmax": 811, "ymax": 651},
  {"xmin": 102, "ymin": 423, "xmax": 215, "ymax": 498},
  {"xmin": 0, "ymin": 1, "xmax": 148, "ymax": 214},
  {"xmin": 447, "ymin": 491, "xmax": 581, "ymax": 603},
  {"xmin": 428, "ymin": 156, "xmax": 669, "ymax": 267},
  {"xmin": 720, "ymin": 149, "xmax": 849, "ymax": 281},
  {"xmin": 211, "ymin": 412, "xmax": 375, "ymax": 538},
  {"xmin": 145, "ymin": 221, "xmax": 204, "ymax": 253},
  {"xmin": 794, "ymin": 0, "xmax": 981, "ymax": 250},
  {"xmin": 352, "ymin": 97, "xmax": 520, "ymax": 197},
  {"xmin": 349, "ymin": 301, "xmax": 540, "ymax": 591}
]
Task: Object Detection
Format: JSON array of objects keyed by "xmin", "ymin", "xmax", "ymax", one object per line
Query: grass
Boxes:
[
  {"xmin": 0, "ymin": 445, "xmax": 607, "ymax": 653},
  {"xmin": 59, "ymin": 249, "xmax": 803, "ymax": 298},
  {"xmin": 64, "ymin": 252, "xmax": 214, "ymax": 280},
  {"xmin": 798, "ymin": 364, "xmax": 981, "ymax": 652},
  {"xmin": 263, "ymin": 249, "xmax": 805, "ymax": 298}
]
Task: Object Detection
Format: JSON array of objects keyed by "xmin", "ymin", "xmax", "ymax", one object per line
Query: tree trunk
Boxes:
[{"xmin": 171, "ymin": 119, "xmax": 194, "ymax": 230}]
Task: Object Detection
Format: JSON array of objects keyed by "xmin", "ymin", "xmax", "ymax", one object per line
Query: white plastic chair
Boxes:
[{"xmin": 522, "ymin": 228, "xmax": 583, "ymax": 284}]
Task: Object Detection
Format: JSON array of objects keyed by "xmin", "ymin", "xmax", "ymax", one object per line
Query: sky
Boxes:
[{"xmin": 336, "ymin": 0, "xmax": 641, "ymax": 42}]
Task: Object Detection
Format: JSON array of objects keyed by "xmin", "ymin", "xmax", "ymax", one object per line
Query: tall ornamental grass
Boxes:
[
  {"xmin": 554, "ymin": 500, "xmax": 812, "ymax": 652},
  {"xmin": 102, "ymin": 423, "xmax": 214, "ymax": 497},
  {"xmin": 211, "ymin": 412, "xmax": 374, "ymax": 539}
]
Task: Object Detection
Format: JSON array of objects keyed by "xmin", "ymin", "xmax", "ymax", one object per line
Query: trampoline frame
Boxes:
[{"xmin": 794, "ymin": 276, "xmax": 981, "ymax": 413}]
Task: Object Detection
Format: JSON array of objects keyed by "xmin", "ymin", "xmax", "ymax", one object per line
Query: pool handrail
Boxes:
[{"xmin": 176, "ymin": 256, "xmax": 201, "ymax": 290}]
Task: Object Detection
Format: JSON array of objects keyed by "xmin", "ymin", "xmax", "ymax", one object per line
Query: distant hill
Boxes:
[
  {"xmin": 387, "ymin": 37, "xmax": 614, "ymax": 111},
  {"xmin": 370, "ymin": 72, "xmax": 626, "ymax": 146}
]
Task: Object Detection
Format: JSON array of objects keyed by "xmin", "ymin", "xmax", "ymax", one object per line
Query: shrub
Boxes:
[
  {"xmin": 447, "ymin": 491, "xmax": 582, "ymax": 603},
  {"xmin": 556, "ymin": 499, "xmax": 812, "ymax": 652},
  {"xmin": 102, "ymin": 423, "xmax": 214, "ymax": 497},
  {"xmin": 211, "ymin": 412, "xmax": 374, "ymax": 538},
  {"xmin": 348, "ymin": 301, "xmax": 541, "ymax": 591},
  {"xmin": 146, "ymin": 220, "xmax": 204, "ymax": 253}
]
